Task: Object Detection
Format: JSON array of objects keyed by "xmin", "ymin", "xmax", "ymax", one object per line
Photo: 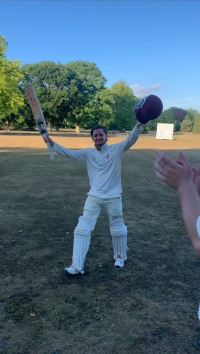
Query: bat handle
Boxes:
[
  {"xmin": 42, "ymin": 133, "xmax": 54, "ymax": 160},
  {"xmin": 47, "ymin": 140, "xmax": 55, "ymax": 160}
]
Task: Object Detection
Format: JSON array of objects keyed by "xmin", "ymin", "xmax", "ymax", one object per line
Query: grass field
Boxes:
[{"xmin": 1, "ymin": 134, "xmax": 200, "ymax": 354}]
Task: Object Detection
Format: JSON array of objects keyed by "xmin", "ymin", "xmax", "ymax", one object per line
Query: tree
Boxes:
[
  {"xmin": 0, "ymin": 35, "xmax": 7, "ymax": 57},
  {"xmin": 21, "ymin": 61, "xmax": 70, "ymax": 130},
  {"xmin": 181, "ymin": 115, "xmax": 193, "ymax": 132},
  {"xmin": 145, "ymin": 107, "xmax": 182, "ymax": 132},
  {"xmin": 21, "ymin": 61, "xmax": 108, "ymax": 132},
  {"xmin": 158, "ymin": 108, "xmax": 175, "ymax": 123},
  {"xmin": 65, "ymin": 61, "xmax": 107, "ymax": 132},
  {"xmin": 83, "ymin": 88, "xmax": 115, "ymax": 129},
  {"xmin": 0, "ymin": 35, "xmax": 24, "ymax": 127},
  {"xmin": 10, "ymin": 100, "xmax": 36, "ymax": 130},
  {"xmin": 172, "ymin": 107, "xmax": 187, "ymax": 122},
  {"xmin": 174, "ymin": 120, "xmax": 181, "ymax": 132},
  {"xmin": 145, "ymin": 108, "xmax": 174, "ymax": 131},
  {"xmin": 145, "ymin": 119, "xmax": 158, "ymax": 131},
  {"xmin": 185, "ymin": 109, "xmax": 198, "ymax": 122},
  {"xmin": 109, "ymin": 80, "xmax": 138, "ymax": 131},
  {"xmin": 193, "ymin": 112, "xmax": 200, "ymax": 133}
]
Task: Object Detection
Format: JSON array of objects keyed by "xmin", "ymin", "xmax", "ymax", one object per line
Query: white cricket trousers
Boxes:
[
  {"xmin": 71, "ymin": 195, "xmax": 127, "ymax": 271},
  {"xmin": 83, "ymin": 195, "xmax": 123, "ymax": 229}
]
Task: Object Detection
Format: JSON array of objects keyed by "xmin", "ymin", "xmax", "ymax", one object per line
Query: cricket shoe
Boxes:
[
  {"xmin": 64, "ymin": 265, "xmax": 84, "ymax": 275},
  {"xmin": 114, "ymin": 256, "xmax": 124, "ymax": 268}
]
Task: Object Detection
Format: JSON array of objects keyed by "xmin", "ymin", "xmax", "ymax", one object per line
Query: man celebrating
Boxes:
[{"xmin": 44, "ymin": 121, "xmax": 143, "ymax": 274}]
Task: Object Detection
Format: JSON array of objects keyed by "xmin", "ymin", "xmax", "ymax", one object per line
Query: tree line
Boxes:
[{"xmin": 1, "ymin": 35, "xmax": 200, "ymax": 133}]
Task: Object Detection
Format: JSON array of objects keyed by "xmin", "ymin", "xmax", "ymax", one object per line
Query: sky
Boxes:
[{"xmin": 1, "ymin": 0, "xmax": 200, "ymax": 112}]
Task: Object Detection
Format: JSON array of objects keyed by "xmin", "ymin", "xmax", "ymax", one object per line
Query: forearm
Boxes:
[
  {"xmin": 178, "ymin": 181, "xmax": 200, "ymax": 256},
  {"xmin": 121, "ymin": 123, "xmax": 143, "ymax": 152},
  {"xmin": 136, "ymin": 121, "xmax": 143, "ymax": 129}
]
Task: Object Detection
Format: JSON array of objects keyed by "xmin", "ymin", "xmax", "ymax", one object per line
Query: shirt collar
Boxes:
[{"xmin": 95, "ymin": 142, "xmax": 109, "ymax": 152}]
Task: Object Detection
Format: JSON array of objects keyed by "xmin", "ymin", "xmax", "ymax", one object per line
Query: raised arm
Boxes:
[
  {"xmin": 118, "ymin": 121, "xmax": 143, "ymax": 153},
  {"xmin": 155, "ymin": 151, "xmax": 200, "ymax": 256},
  {"xmin": 43, "ymin": 135, "xmax": 87, "ymax": 161}
]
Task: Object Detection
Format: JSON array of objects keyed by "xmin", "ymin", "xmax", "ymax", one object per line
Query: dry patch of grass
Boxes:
[
  {"xmin": 1, "ymin": 145, "xmax": 200, "ymax": 353},
  {"xmin": 1, "ymin": 131, "xmax": 200, "ymax": 150}
]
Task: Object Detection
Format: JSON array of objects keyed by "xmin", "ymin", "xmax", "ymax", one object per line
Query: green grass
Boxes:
[{"xmin": 1, "ymin": 147, "xmax": 200, "ymax": 353}]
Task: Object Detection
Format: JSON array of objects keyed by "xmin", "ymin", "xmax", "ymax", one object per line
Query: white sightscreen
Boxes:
[{"xmin": 156, "ymin": 123, "xmax": 174, "ymax": 140}]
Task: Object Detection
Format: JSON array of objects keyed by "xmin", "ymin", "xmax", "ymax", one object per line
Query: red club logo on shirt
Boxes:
[{"xmin": 105, "ymin": 154, "xmax": 110, "ymax": 159}]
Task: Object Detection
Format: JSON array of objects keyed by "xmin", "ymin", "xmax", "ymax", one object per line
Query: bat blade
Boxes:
[{"xmin": 25, "ymin": 85, "xmax": 54, "ymax": 160}]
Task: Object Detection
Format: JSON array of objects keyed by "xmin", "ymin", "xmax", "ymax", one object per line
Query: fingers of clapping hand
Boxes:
[
  {"xmin": 193, "ymin": 164, "xmax": 200, "ymax": 183},
  {"xmin": 154, "ymin": 151, "xmax": 166, "ymax": 167},
  {"xmin": 154, "ymin": 151, "xmax": 182, "ymax": 183},
  {"xmin": 155, "ymin": 168, "xmax": 167, "ymax": 182},
  {"xmin": 155, "ymin": 151, "xmax": 174, "ymax": 170},
  {"xmin": 177, "ymin": 151, "xmax": 191, "ymax": 167},
  {"xmin": 192, "ymin": 164, "xmax": 200, "ymax": 175},
  {"xmin": 156, "ymin": 151, "xmax": 190, "ymax": 171},
  {"xmin": 154, "ymin": 152, "xmax": 170, "ymax": 181},
  {"xmin": 192, "ymin": 166, "xmax": 197, "ymax": 173}
]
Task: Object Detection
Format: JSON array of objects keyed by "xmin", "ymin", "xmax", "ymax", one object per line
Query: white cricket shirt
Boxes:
[{"xmin": 53, "ymin": 125, "xmax": 142, "ymax": 198}]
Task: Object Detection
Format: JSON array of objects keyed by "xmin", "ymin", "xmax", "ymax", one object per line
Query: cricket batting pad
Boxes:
[
  {"xmin": 25, "ymin": 85, "xmax": 54, "ymax": 160},
  {"xmin": 72, "ymin": 216, "xmax": 92, "ymax": 271},
  {"xmin": 110, "ymin": 218, "xmax": 127, "ymax": 261}
]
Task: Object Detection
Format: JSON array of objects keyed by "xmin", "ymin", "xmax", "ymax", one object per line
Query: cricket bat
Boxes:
[{"xmin": 25, "ymin": 85, "xmax": 54, "ymax": 160}]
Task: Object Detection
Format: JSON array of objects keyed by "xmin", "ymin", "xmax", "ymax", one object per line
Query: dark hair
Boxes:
[{"xmin": 90, "ymin": 125, "xmax": 107, "ymax": 136}]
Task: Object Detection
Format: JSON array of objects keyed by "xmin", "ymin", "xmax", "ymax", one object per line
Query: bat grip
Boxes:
[
  {"xmin": 47, "ymin": 140, "xmax": 55, "ymax": 160},
  {"xmin": 43, "ymin": 133, "xmax": 54, "ymax": 160}
]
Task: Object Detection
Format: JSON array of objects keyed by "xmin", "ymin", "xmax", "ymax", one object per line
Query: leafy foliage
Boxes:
[
  {"xmin": 145, "ymin": 107, "xmax": 184, "ymax": 132},
  {"xmin": 0, "ymin": 35, "xmax": 24, "ymax": 124},
  {"xmin": 145, "ymin": 108, "xmax": 174, "ymax": 131},
  {"xmin": 192, "ymin": 111, "xmax": 200, "ymax": 133},
  {"xmin": 20, "ymin": 61, "xmax": 69, "ymax": 129},
  {"xmin": 185, "ymin": 109, "xmax": 198, "ymax": 122},
  {"xmin": 0, "ymin": 35, "xmax": 7, "ymax": 58},
  {"xmin": 83, "ymin": 88, "xmax": 115, "ymax": 129},
  {"xmin": 172, "ymin": 107, "xmax": 187, "ymax": 122},
  {"xmin": 1, "ymin": 36, "xmax": 199, "ymax": 132},
  {"xmin": 180, "ymin": 116, "xmax": 193, "ymax": 132},
  {"xmin": 109, "ymin": 80, "xmax": 138, "ymax": 130},
  {"xmin": 20, "ymin": 61, "xmax": 107, "ymax": 131},
  {"xmin": 64, "ymin": 61, "xmax": 107, "ymax": 130}
]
